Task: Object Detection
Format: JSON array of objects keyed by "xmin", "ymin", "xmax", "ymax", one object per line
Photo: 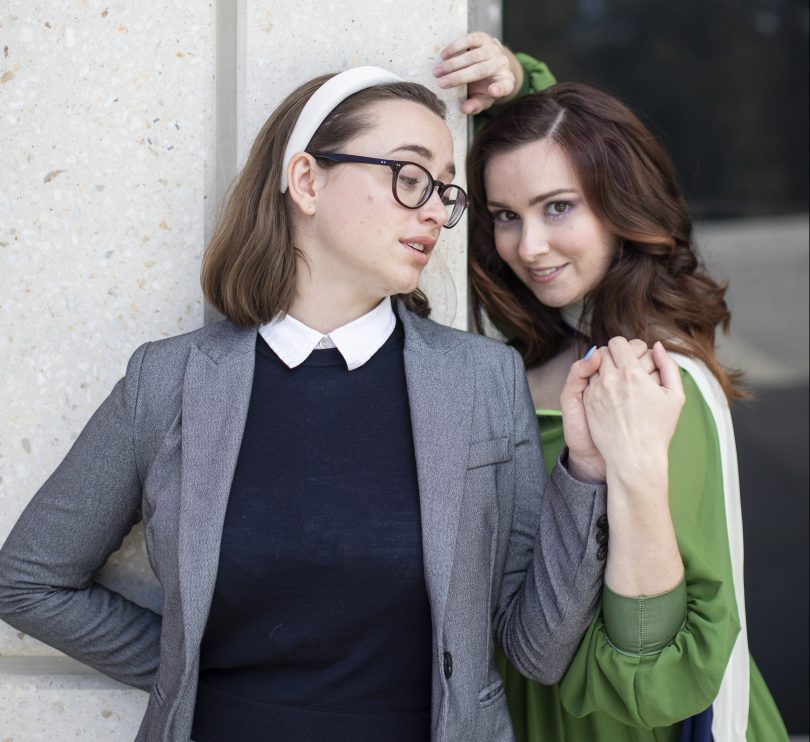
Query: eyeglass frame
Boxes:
[{"xmin": 308, "ymin": 152, "xmax": 468, "ymax": 229}]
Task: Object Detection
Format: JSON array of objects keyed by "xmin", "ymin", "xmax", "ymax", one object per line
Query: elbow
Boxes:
[
  {"xmin": 500, "ymin": 644, "xmax": 572, "ymax": 685},
  {"xmin": 495, "ymin": 621, "xmax": 577, "ymax": 685},
  {"xmin": 0, "ymin": 552, "xmax": 47, "ymax": 625}
]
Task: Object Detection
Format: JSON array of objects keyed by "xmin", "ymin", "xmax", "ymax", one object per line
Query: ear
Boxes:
[{"xmin": 286, "ymin": 152, "xmax": 323, "ymax": 216}]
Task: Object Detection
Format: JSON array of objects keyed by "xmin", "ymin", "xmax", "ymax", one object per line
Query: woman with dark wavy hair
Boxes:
[{"xmin": 464, "ymin": 80, "xmax": 787, "ymax": 742}]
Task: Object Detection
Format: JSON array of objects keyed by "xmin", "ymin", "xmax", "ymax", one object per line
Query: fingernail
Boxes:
[
  {"xmin": 432, "ymin": 66, "xmax": 443, "ymax": 76},
  {"xmin": 583, "ymin": 345, "xmax": 597, "ymax": 361}
]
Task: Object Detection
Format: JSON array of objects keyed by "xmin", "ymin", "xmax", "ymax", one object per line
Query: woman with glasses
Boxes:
[
  {"xmin": 0, "ymin": 65, "xmax": 684, "ymax": 742},
  {"xmin": 433, "ymin": 32, "xmax": 789, "ymax": 742}
]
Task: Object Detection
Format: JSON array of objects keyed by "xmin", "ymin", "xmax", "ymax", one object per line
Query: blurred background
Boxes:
[{"xmin": 480, "ymin": 0, "xmax": 809, "ymax": 735}]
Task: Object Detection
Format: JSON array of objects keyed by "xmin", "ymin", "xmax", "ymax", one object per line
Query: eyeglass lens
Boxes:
[{"xmin": 395, "ymin": 164, "xmax": 466, "ymax": 227}]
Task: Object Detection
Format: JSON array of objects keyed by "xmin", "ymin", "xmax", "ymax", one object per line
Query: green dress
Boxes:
[{"xmin": 494, "ymin": 369, "xmax": 788, "ymax": 741}]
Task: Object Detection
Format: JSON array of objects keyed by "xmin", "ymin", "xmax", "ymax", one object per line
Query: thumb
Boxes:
[{"xmin": 565, "ymin": 346, "xmax": 602, "ymax": 393}]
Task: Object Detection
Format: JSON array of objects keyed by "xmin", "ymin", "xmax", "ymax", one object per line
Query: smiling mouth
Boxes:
[
  {"xmin": 405, "ymin": 242, "xmax": 425, "ymax": 253},
  {"xmin": 530, "ymin": 265, "xmax": 562, "ymax": 277},
  {"xmin": 527, "ymin": 264, "xmax": 567, "ymax": 283}
]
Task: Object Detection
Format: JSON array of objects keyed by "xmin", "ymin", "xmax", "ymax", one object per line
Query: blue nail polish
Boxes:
[{"xmin": 583, "ymin": 345, "xmax": 596, "ymax": 361}]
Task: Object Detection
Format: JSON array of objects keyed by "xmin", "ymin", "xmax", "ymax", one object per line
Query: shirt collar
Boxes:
[{"xmin": 258, "ymin": 296, "xmax": 396, "ymax": 371}]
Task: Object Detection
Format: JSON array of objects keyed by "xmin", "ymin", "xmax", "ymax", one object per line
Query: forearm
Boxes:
[
  {"xmin": 0, "ymin": 342, "xmax": 161, "ymax": 690},
  {"xmin": 0, "ymin": 572, "xmax": 161, "ymax": 690},
  {"xmin": 603, "ymin": 457, "xmax": 684, "ymax": 596},
  {"xmin": 496, "ymin": 459, "xmax": 606, "ymax": 683},
  {"xmin": 496, "ymin": 349, "xmax": 607, "ymax": 682}
]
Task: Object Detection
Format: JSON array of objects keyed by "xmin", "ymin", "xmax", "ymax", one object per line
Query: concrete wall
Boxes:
[{"xmin": 0, "ymin": 1, "xmax": 470, "ymax": 737}]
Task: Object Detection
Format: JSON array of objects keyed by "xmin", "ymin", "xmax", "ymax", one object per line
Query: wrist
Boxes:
[
  {"xmin": 566, "ymin": 450, "xmax": 606, "ymax": 484},
  {"xmin": 605, "ymin": 449, "xmax": 669, "ymax": 491}
]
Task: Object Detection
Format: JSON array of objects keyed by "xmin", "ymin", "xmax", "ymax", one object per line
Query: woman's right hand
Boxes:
[{"xmin": 433, "ymin": 32, "xmax": 524, "ymax": 115}]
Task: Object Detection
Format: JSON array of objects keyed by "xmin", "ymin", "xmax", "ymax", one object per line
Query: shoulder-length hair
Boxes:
[
  {"xmin": 201, "ymin": 76, "xmax": 446, "ymax": 326},
  {"xmin": 468, "ymin": 82, "xmax": 745, "ymax": 402}
]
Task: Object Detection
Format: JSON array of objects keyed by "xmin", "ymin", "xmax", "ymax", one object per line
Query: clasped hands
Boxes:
[{"xmin": 561, "ymin": 339, "xmax": 686, "ymax": 485}]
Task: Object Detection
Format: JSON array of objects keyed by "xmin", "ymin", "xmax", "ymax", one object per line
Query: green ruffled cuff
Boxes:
[
  {"xmin": 602, "ymin": 576, "xmax": 687, "ymax": 656},
  {"xmin": 514, "ymin": 52, "xmax": 557, "ymax": 94},
  {"xmin": 474, "ymin": 52, "xmax": 557, "ymax": 135}
]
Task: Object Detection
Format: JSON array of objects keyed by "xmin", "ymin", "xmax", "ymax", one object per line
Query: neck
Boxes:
[
  {"xmin": 288, "ymin": 283, "xmax": 385, "ymax": 334},
  {"xmin": 560, "ymin": 300, "xmax": 591, "ymax": 336}
]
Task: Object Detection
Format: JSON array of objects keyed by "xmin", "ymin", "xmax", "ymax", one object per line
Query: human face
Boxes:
[
  {"xmin": 484, "ymin": 138, "xmax": 614, "ymax": 309},
  {"xmin": 309, "ymin": 99, "xmax": 456, "ymax": 312}
]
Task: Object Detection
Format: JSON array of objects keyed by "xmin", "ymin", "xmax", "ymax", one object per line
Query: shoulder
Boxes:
[
  {"xmin": 125, "ymin": 319, "xmax": 255, "ymax": 413},
  {"xmin": 403, "ymin": 309, "xmax": 522, "ymax": 368},
  {"xmin": 134, "ymin": 320, "xmax": 255, "ymax": 378}
]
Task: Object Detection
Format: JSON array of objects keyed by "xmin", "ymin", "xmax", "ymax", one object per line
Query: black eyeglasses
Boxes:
[{"xmin": 309, "ymin": 152, "xmax": 468, "ymax": 229}]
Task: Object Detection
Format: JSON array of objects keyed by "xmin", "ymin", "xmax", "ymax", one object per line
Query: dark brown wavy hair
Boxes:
[
  {"xmin": 202, "ymin": 75, "xmax": 447, "ymax": 326},
  {"xmin": 468, "ymin": 82, "xmax": 745, "ymax": 402}
]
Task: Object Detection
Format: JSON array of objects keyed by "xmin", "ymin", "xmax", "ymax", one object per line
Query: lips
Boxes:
[
  {"xmin": 527, "ymin": 264, "xmax": 566, "ymax": 283},
  {"xmin": 400, "ymin": 236, "xmax": 436, "ymax": 258}
]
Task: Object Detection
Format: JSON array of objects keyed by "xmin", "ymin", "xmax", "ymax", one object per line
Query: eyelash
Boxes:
[
  {"xmin": 490, "ymin": 210, "xmax": 519, "ymax": 227},
  {"xmin": 546, "ymin": 201, "xmax": 572, "ymax": 220},
  {"xmin": 489, "ymin": 201, "xmax": 573, "ymax": 227}
]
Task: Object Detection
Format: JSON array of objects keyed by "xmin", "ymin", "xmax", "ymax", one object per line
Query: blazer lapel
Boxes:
[
  {"xmin": 398, "ymin": 304, "xmax": 474, "ymax": 629},
  {"xmin": 176, "ymin": 323, "xmax": 256, "ymax": 662}
]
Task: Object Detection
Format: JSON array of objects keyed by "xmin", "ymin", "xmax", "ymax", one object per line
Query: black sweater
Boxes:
[{"xmin": 192, "ymin": 321, "xmax": 432, "ymax": 741}]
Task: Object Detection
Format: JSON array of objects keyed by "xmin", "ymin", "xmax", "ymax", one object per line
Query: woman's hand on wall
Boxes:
[{"xmin": 433, "ymin": 31, "xmax": 524, "ymax": 115}]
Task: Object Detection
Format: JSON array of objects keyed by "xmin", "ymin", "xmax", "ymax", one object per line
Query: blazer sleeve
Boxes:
[
  {"xmin": 0, "ymin": 343, "xmax": 161, "ymax": 692},
  {"xmin": 493, "ymin": 346, "xmax": 608, "ymax": 684},
  {"xmin": 557, "ymin": 370, "xmax": 741, "ymax": 727}
]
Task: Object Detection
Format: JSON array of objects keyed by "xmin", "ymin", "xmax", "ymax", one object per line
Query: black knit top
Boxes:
[{"xmin": 192, "ymin": 320, "xmax": 432, "ymax": 741}]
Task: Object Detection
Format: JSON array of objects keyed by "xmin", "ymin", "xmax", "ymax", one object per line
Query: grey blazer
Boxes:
[{"xmin": 0, "ymin": 302, "xmax": 607, "ymax": 742}]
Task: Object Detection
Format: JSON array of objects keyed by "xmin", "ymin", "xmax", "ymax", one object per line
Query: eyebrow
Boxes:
[
  {"xmin": 487, "ymin": 188, "xmax": 578, "ymax": 209},
  {"xmin": 388, "ymin": 144, "xmax": 456, "ymax": 178}
]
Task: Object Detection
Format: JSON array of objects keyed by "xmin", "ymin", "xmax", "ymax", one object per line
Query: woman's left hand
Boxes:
[
  {"xmin": 584, "ymin": 338, "xmax": 685, "ymax": 483},
  {"xmin": 433, "ymin": 32, "xmax": 522, "ymax": 115}
]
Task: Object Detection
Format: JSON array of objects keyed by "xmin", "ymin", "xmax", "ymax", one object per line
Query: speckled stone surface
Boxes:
[
  {"xmin": 0, "ymin": 1, "xmax": 215, "ymax": 535},
  {"xmin": 0, "ymin": 0, "xmax": 214, "ymax": 737},
  {"xmin": 0, "ymin": 675, "xmax": 148, "ymax": 741},
  {"xmin": 242, "ymin": 1, "xmax": 470, "ymax": 328},
  {"xmin": 1, "ymin": 1, "xmax": 470, "ymax": 738}
]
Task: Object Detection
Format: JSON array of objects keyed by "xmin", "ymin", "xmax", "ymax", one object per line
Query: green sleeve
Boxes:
[
  {"xmin": 557, "ymin": 370, "xmax": 742, "ymax": 728},
  {"xmin": 474, "ymin": 52, "xmax": 556, "ymax": 136}
]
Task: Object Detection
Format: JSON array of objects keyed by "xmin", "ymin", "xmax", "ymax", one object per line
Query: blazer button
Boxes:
[
  {"xmin": 443, "ymin": 651, "xmax": 453, "ymax": 679},
  {"xmin": 597, "ymin": 543, "xmax": 608, "ymax": 561},
  {"xmin": 596, "ymin": 528, "xmax": 608, "ymax": 545},
  {"xmin": 596, "ymin": 514, "xmax": 608, "ymax": 529}
]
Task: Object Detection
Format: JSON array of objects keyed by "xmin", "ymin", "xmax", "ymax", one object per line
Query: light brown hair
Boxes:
[
  {"xmin": 201, "ymin": 75, "xmax": 447, "ymax": 326},
  {"xmin": 468, "ymin": 82, "xmax": 745, "ymax": 402}
]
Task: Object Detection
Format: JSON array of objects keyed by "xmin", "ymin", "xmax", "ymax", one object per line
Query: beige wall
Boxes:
[{"xmin": 0, "ymin": 1, "xmax": 470, "ymax": 736}]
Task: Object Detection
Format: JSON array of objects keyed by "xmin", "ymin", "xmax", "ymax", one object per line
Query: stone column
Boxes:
[{"xmin": 0, "ymin": 1, "xmax": 469, "ymax": 737}]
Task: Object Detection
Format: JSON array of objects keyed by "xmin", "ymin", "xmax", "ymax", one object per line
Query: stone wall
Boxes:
[{"xmin": 0, "ymin": 1, "xmax": 470, "ymax": 736}]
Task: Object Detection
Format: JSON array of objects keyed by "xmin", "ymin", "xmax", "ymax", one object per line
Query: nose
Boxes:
[
  {"xmin": 517, "ymin": 221, "xmax": 550, "ymax": 263},
  {"xmin": 417, "ymin": 186, "xmax": 449, "ymax": 226}
]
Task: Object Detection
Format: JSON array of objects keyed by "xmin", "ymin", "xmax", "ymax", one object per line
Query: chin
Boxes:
[{"xmin": 388, "ymin": 272, "xmax": 423, "ymax": 296}]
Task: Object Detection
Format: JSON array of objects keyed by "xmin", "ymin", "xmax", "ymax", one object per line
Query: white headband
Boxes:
[{"xmin": 279, "ymin": 66, "xmax": 403, "ymax": 193}]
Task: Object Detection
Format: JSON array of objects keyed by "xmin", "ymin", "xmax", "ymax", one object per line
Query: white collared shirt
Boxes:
[{"xmin": 258, "ymin": 296, "xmax": 396, "ymax": 371}]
